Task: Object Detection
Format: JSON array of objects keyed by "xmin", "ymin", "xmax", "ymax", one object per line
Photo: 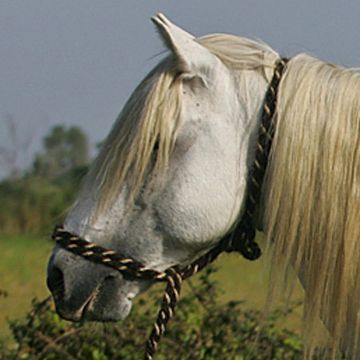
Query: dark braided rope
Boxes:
[
  {"xmin": 226, "ymin": 57, "xmax": 289, "ymax": 260},
  {"xmin": 52, "ymin": 226, "xmax": 167, "ymax": 281},
  {"xmin": 52, "ymin": 57, "xmax": 288, "ymax": 360}
]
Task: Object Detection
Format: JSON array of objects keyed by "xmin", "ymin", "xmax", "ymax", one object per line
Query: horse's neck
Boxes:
[{"xmin": 232, "ymin": 68, "xmax": 275, "ymax": 229}]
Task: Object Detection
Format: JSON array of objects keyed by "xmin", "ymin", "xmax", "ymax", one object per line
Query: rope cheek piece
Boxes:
[{"xmin": 52, "ymin": 58, "xmax": 289, "ymax": 360}]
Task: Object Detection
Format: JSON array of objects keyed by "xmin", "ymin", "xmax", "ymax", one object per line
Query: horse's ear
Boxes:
[{"xmin": 151, "ymin": 13, "xmax": 218, "ymax": 77}]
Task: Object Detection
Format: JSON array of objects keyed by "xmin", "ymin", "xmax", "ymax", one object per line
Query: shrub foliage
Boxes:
[
  {"xmin": 1, "ymin": 267, "xmax": 303, "ymax": 359},
  {"xmin": 0, "ymin": 166, "xmax": 88, "ymax": 235}
]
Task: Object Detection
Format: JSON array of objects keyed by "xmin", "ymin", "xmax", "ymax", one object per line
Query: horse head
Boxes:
[{"xmin": 47, "ymin": 13, "xmax": 276, "ymax": 322}]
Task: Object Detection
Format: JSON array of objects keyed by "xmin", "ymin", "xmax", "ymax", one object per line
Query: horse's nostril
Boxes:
[{"xmin": 47, "ymin": 265, "xmax": 65, "ymax": 297}]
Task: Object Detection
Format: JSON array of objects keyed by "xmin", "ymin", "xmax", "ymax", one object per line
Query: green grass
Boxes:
[
  {"xmin": 199, "ymin": 252, "xmax": 302, "ymax": 331},
  {"xmin": 0, "ymin": 234, "xmax": 303, "ymax": 341},
  {"xmin": 0, "ymin": 234, "xmax": 53, "ymax": 339}
]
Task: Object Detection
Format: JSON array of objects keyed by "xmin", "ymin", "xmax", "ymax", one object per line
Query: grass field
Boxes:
[
  {"xmin": 0, "ymin": 234, "xmax": 303, "ymax": 341},
  {"xmin": 0, "ymin": 234, "xmax": 53, "ymax": 339}
]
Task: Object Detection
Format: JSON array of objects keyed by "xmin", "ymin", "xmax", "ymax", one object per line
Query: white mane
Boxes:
[{"xmin": 264, "ymin": 53, "xmax": 360, "ymax": 358}]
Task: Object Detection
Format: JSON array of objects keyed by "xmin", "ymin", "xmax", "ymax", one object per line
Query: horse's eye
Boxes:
[
  {"xmin": 152, "ymin": 140, "xmax": 159, "ymax": 161},
  {"xmin": 153, "ymin": 140, "xmax": 159, "ymax": 153}
]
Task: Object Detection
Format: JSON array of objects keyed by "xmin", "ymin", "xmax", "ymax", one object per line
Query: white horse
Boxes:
[{"xmin": 47, "ymin": 13, "xmax": 360, "ymax": 359}]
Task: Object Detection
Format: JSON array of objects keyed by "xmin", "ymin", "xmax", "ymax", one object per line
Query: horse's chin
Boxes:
[
  {"xmin": 81, "ymin": 294, "xmax": 133, "ymax": 322},
  {"xmin": 51, "ymin": 274, "xmax": 136, "ymax": 322},
  {"xmin": 56, "ymin": 297, "xmax": 132, "ymax": 322}
]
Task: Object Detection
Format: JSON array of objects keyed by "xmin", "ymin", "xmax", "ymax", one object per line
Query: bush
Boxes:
[
  {"xmin": 0, "ymin": 267, "xmax": 303, "ymax": 359},
  {"xmin": 0, "ymin": 165, "xmax": 88, "ymax": 235}
]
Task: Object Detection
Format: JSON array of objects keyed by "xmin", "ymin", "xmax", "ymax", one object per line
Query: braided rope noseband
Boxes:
[{"xmin": 52, "ymin": 58, "xmax": 288, "ymax": 360}]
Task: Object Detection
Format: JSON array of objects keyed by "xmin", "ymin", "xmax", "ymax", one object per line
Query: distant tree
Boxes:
[
  {"xmin": 0, "ymin": 113, "xmax": 33, "ymax": 179},
  {"xmin": 66, "ymin": 126, "xmax": 89, "ymax": 168},
  {"xmin": 33, "ymin": 125, "xmax": 89, "ymax": 178}
]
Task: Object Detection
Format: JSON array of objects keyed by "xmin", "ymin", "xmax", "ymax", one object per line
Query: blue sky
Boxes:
[{"xmin": 0, "ymin": 0, "xmax": 359, "ymax": 176}]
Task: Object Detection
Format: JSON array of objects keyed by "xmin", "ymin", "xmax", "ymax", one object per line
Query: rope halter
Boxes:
[{"xmin": 52, "ymin": 57, "xmax": 288, "ymax": 360}]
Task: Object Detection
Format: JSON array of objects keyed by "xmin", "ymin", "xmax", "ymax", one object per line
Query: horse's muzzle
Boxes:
[{"xmin": 47, "ymin": 248, "xmax": 137, "ymax": 322}]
